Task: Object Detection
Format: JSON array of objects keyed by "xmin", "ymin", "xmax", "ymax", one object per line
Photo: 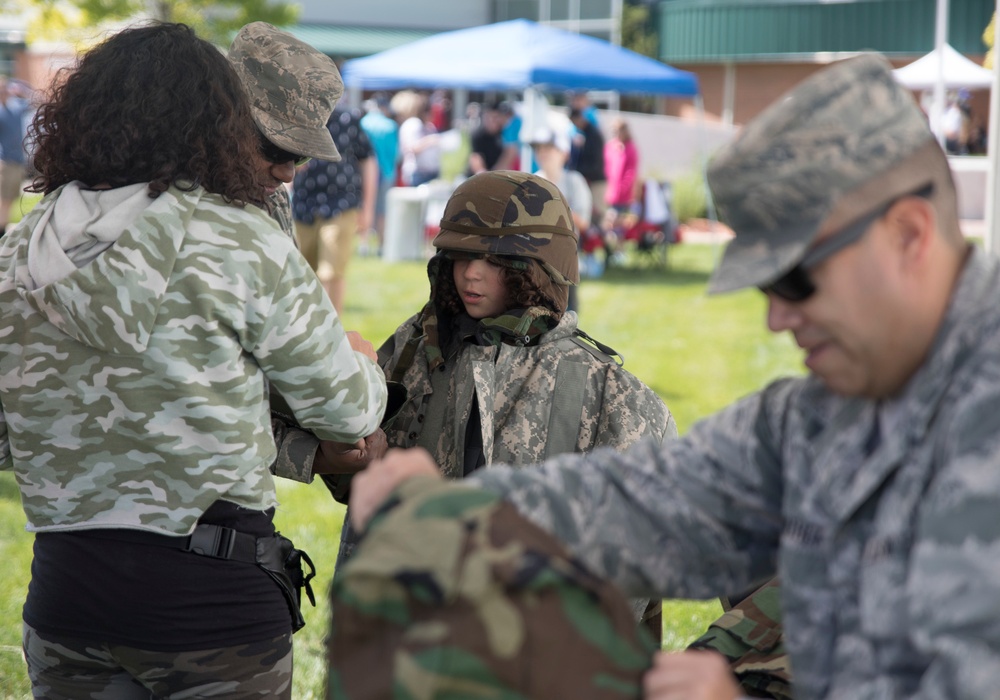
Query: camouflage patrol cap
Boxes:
[
  {"xmin": 434, "ymin": 170, "xmax": 580, "ymax": 286},
  {"xmin": 329, "ymin": 478, "xmax": 655, "ymax": 699},
  {"xmin": 228, "ymin": 22, "xmax": 343, "ymax": 162},
  {"xmin": 707, "ymin": 53, "xmax": 946, "ymax": 294}
]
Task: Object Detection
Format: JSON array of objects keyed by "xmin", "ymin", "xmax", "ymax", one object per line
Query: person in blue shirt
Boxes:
[
  {"xmin": 0, "ymin": 76, "xmax": 30, "ymax": 237},
  {"xmin": 359, "ymin": 93, "xmax": 399, "ymax": 251},
  {"xmin": 293, "ymin": 106, "xmax": 378, "ymax": 314}
]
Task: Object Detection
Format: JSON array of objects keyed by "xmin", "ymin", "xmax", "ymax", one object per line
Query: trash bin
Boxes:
[{"xmin": 383, "ymin": 186, "xmax": 427, "ymax": 262}]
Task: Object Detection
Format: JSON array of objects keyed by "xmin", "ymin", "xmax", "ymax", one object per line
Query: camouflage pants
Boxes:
[{"xmin": 23, "ymin": 623, "xmax": 293, "ymax": 699}]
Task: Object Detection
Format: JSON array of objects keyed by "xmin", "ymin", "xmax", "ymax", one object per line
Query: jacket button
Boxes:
[{"xmin": 409, "ymin": 432, "xmax": 417, "ymax": 440}]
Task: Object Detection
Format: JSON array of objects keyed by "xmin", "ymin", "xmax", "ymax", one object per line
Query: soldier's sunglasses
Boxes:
[
  {"xmin": 758, "ymin": 184, "xmax": 934, "ymax": 303},
  {"xmin": 258, "ymin": 133, "xmax": 310, "ymax": 167}
]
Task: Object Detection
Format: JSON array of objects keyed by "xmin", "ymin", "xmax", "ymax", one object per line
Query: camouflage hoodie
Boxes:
[{"xmin": 0, "ymin": 182, "xmax": 386, "ymax": 536}]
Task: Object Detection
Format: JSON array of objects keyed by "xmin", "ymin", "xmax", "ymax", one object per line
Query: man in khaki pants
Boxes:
[{"xmin": 292, "ymin": 107, "xmax": 378, "ymax": 314}]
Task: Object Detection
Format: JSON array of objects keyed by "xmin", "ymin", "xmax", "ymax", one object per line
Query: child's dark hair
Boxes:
[
  {"xmin": 435, "ymin": 255, "xmax": 560, "ymax": 316},
  {"xmin": 29, "ymin": 22, "xmax": 262, "ymax": 206}
]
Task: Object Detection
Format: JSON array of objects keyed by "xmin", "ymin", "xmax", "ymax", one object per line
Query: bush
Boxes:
[{"xmin": 669, "ymin": 168, "xmax": 708, "ymax": 224}]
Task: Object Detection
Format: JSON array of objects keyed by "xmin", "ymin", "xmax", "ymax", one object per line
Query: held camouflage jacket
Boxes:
[
  {"xmin": 473, "ymin": 247, "xmax": 1000, "ymax": 697},
  {"xmin": 688, "ymin": 577, "xmax": 790, "ymax": 700},
  {"xmin": 330, "ymin": 477, "xmax": 657, "ymax": 699},
  {"xmin": 0, "ymin": 183, "xmax": 386, "ymax": 536}
]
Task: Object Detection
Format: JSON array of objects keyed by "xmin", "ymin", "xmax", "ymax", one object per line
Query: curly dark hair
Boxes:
[
  {"xmin": 28, "ymin": 22, "xmax": 262, "ymax": 206},
  {"xmin": 434, "ymin": 254, "xmax": 560, "ymax": 317}
]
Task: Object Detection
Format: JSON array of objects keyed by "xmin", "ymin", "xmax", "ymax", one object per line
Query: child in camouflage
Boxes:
[{"xmin": 328, "ymin": 170, "xmax": 673, "ymax": 632}]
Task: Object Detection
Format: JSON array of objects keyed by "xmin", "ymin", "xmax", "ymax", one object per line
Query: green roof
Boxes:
[
  {"xmin": 657, "ymin": 0, "xmax": 995, "ymax": 62},
  {"xmin": 285, "ymin": 24, "xmax": 440, "ymax": 59}
]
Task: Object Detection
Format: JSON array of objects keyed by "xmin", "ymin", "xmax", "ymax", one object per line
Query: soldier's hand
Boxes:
[
  {"xmin": 643, "ymin": 650, "xmax": 741, "ymax": 700},
  {"xmin": 346, "ymin": 331, "xmax": 377, "ymax": 362},
  {"xmin": 349, "ymin": 447, "xmax": 441, "ymax": 531},
  {"xmin": 313, "ymin": 429, "xmax": 388, "ymax": 475}
]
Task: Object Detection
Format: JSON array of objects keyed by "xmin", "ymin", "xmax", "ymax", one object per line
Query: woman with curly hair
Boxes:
[
  {"xmin": 329, "ymin": 170, "xmax": 674, "ymax": 639},
  {"xmin": 0, "ymin": 22, "xmax": 386, "ymax": 698}
]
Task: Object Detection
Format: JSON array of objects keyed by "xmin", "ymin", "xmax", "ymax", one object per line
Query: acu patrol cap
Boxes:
[
  {"xmin": 707, "ymin": 53, "xmax": 950, "ymax": 294},
  {"xmin": 328, "ymin": 477, "xmax": 655, "ymax": 699},
  {"xmin": 433, "ymin": 170, "xmax": 580, "ymax": 286},
  {"xmin": 228, "ymin": 22, "xmax": 343, "ymax": 162}
]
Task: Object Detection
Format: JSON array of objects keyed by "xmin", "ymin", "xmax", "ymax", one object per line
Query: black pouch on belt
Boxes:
[{"xmin": 255, "ymin": 532, "xmax": 317, "ymax": 633}]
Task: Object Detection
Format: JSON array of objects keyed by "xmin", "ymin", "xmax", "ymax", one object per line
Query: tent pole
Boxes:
[
  {"xmin": 695, "ymin": 94, "xmax": 723, "ymax": 259},
  {"xmin": 695, "ymin": 96, "xmax": 717, "ymax": 223},
  {"xmin": 987, "ymin": 3, "xmax": 999, "ymax": 252},
  {"xmin": 930, "ymin": 0, "xmax": 949, "ymax": 148},
  {"xmin": 520, "ymin": 87, "xmax": 539, "ymax": 173}
]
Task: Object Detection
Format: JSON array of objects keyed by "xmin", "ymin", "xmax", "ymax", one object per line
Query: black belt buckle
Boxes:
[{"xmin": 185, "ymin": 524, "xmax": 236, "ymax": 559}]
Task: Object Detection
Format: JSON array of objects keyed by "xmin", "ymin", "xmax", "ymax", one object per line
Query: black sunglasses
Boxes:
[
  {"xmin": 759, "ymin": 184, "xmax": 934, "ymax": 302},
  {"xmin": 258, "ymin": 133, "xmax": 310, "ymax": 167}
]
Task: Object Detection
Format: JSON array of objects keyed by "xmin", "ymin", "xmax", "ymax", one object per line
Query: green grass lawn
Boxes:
[{"xmin": 0, "ymin": 239, "xmax": 804, "ymax": 698}]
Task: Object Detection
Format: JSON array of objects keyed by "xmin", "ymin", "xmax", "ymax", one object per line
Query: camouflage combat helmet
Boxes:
[
  {"xmin": 434, "ymin": 171, "xmax": 580, "ymax": 286},
  {"xmin": 329, "ymin": 478, "xmax": 655, "ymax": 699},
  {"xmin": 228, "ymin": 22, "xmax": 343, "ymax": 162}
]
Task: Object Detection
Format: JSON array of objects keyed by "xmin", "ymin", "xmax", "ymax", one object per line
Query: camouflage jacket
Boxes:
[
  {"xmin": 688, "ymin": 577, "xmax": 790, "ymax": 700},
  {"xmin": 380, "ymin": 310, "xmax": 674, "ymax": 475},
  {"xmin": 0, "ymin": 183, "xmax": 386, "ymax": 536},
  {"xmin": 473, "ymin": 247, "xmax": 1000, "ymax": 698},
  {"xmin": 330, "ymin": 477, "xmax": 656, "ymax": 699},
  {"xmin": 270, "ymin": 185, "xmax": 295, "ymax": 240}
]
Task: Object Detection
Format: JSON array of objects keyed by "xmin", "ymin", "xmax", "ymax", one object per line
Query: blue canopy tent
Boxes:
[
  {"xmin": 343, "ymin": 20, "xmax": 707, "ymax": 261},
  {"xmin": 340, "ymin": 18, "xmax": 699, "ymax": 97}
]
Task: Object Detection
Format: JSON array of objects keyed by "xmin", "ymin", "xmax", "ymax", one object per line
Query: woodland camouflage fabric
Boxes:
[
  {"xmin": 473, "ymin": 248, "xmax": 1000, "ymax": 697},
  {"xmin": 0, "ymin": 184, "xmax": 386, "ymax": 536},
  {"xmin": 23, "ymin": 624, "xmax": 293, "ymax": 699},
  {"xmin": 433, "ymin": 171, "xmax": 580, "ymax": 286},
  {"xmin": 329, "ymin": 477, "xmax": 656, "ymax": 699},
  {"xmin": 688, "ymin": 578, "xmax": 790, "ymax": 700}
]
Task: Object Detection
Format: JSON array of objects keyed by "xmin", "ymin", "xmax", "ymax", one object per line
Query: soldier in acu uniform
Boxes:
[
  {"xmin": 0, "ymin": 23, "xmax": 387, "ymax": 698},
  {"xmin": 351, "ymin": 53, "xmax": 1000, "ymax": 699},
  {"xmin": 229, "ymin": 22, "xmax": 388, "ymax": 502}
]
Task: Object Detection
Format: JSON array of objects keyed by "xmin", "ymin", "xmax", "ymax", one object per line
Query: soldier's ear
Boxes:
[{"xmin": 885, "ymin": 195, "xmax": 935, "ymax": 271}]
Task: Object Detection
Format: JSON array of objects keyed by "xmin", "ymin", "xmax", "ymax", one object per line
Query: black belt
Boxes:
[{"xmin": 77, "ymin": 525, "xmax": 261, "ymax": 563}]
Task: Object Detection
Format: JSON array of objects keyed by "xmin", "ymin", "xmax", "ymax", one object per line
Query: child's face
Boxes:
[{"xmin": 452, "ymin": 257, "xmax": 510, "ymax": 319}]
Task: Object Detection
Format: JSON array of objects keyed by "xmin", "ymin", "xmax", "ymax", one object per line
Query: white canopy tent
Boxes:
[{"xmin": 892, "ymin": 43, "xmax": 994, "ymax": 90}]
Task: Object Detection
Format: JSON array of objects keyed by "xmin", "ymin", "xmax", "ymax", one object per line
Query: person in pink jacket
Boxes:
[
  {"xmin": 604, "ymin": 117, "xmax": 639, "ymax": 213},
  {"xmin": 602, "ymin": 117, "xmax": 639, "ymax": 263}
]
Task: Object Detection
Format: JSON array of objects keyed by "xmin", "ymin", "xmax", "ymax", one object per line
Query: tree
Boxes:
[
  {"xmin": 25, "ymin": 0, "xmax": 299, "ymax": 48},
  {"xmin": 984, "ymin": 12, "xmax": 995, "ymax": 70},
  {"xmin": 620, "ymin": 1, "xmax": 660, "ymax": 113},
  {"xmin": 621, "ymin": 0, "xmax": 657, "ymax": 59}
]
